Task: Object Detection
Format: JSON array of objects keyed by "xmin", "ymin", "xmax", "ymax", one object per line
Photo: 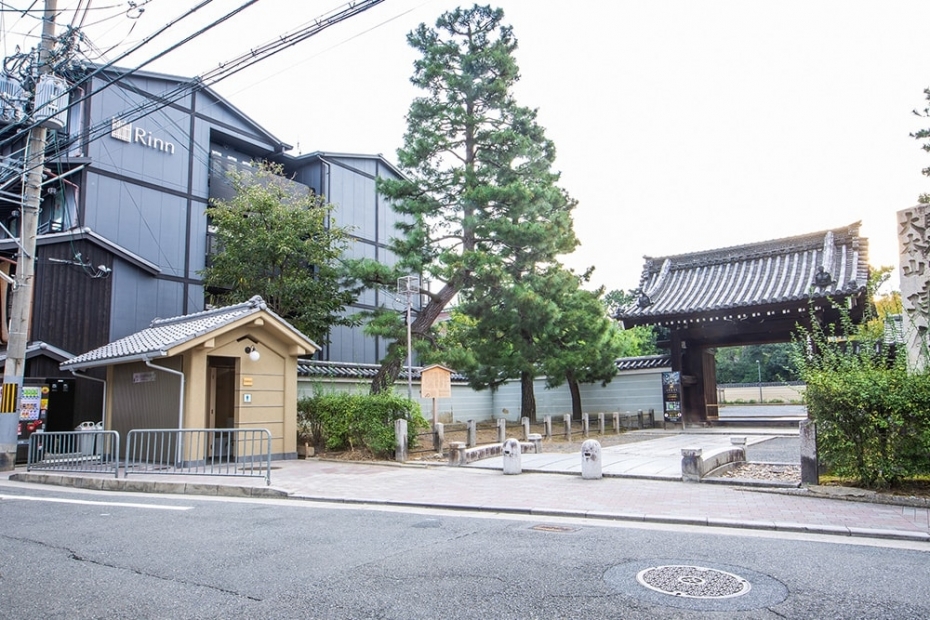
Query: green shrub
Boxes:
[
  {"xmin": 792, "ymin": 301, "xmax": 930, "ymax": 487},
  {"xmin": 297, "ymin": 391, "xmax": 428, "ymax": 459}
]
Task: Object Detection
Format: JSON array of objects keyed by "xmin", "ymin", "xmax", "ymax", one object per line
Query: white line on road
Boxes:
[{"xmin": 0, "ymin": 494, "xmax": 193, "ymax": 511}]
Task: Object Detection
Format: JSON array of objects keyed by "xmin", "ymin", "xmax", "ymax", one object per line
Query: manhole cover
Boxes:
[
  {"xmin": 636, "ymin": 565, "xmax": 751, "ymax": 599},
  {"xmin": 604, "ymin": 560, "xmax": 787, "ymax": 612}
]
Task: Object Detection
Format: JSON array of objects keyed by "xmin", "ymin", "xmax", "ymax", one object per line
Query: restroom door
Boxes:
[{"xmin": 207, "ymin": 358, "xmax": 237, "ymax": 457}]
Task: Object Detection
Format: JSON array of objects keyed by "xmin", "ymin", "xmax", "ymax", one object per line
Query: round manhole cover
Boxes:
[
  {"xmin": 636, "ymin": 565, "xmax": 751, "ymax": 599},
  {"xmin": 604, "ymin": 560, "xmax": 788, "ymax": 612}
]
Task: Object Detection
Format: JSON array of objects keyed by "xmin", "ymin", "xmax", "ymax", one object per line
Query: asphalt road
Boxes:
[{"xmin": 1, "ymin": 483, "xmax": 928, "ymax": 619}]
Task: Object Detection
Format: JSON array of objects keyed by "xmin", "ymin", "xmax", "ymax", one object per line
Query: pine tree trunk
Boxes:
[
  {"xmin": 520, "ymin": 370, "xmax": 537, "ymax": 423},
  {"xmin": 369, "ymin": 282, "xmax": 459, "ymax": 394},
  {"xmin": 568, "ymin": 374, "xmax": 582, "ymax": 420}
]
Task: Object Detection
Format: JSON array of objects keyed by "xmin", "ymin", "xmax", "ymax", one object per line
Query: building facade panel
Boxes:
[{"xmin": 83, "ymin": 174, "xmax": 189, "ymax": 278}]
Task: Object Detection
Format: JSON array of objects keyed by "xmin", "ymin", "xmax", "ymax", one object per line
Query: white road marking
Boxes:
[{"xmin": 0, "ymin": 494, "xmax": 192, "ymax": 511}]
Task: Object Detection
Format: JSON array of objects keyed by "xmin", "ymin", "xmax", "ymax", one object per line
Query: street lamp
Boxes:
[{"xmin": 756, "ymin": 360, "xmax": 763, "ymax": 403}]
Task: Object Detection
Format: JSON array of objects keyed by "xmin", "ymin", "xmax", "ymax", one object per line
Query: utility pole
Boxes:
[
  {"xmin": 0, "ymin": 0, "xmax": 57, "ymax": 470},
  {"xmin": 397, "ymin": 276, "xmax": 419, "ymax": 401}
]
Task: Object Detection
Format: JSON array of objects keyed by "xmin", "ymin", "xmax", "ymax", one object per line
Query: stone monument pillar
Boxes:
[{"xmin": 898, "ymin": 206, "xmax": 930, "ymax": 371}]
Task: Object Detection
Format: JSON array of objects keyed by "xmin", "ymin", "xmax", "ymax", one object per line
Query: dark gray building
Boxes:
[{"xmin": 0, "ymin": 66, "xmax": 409, "ymax": 428}]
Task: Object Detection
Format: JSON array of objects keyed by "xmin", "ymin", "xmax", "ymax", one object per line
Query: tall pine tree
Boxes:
[{"xmin": 359, "ymin": 5, "xmax": 578, "ymax": 394}]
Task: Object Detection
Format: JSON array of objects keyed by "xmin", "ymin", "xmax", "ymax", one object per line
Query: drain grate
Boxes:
[
  {"xmin": 530, "ymin": 524, "xmax": 577, "ymax": 533},
  {"xmin": 637, "ymin": 565, "xmax": 751, "ymax": 599}
]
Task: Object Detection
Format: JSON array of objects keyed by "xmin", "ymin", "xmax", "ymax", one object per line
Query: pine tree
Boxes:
[{"xmin": 360, "ymin": 5, "xmax": 578, "ymax": 394}]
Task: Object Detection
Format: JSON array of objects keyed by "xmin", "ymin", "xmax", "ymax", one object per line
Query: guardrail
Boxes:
[
  {"xmin": 27, "ymin": 430, "xmax": 121, "ymax": 478},
  {"xmin": 125, "ymin": 428, "xmax": 272, "ymax": 485}
]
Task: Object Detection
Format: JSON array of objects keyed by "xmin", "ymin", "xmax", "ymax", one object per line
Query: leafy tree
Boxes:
[
  {"xmin": 351, "ymin": 5, "xmax": 578, "ymax": 394},
  {"xmin": 201, "ymin": 161, "xmax": 357, "ymax": 344},
  {"xmin": 604, "ymin": 289, "xmax": 660, "ymax": 358},
  {"xmin": 715, "ymin": 344, "xmax": 799, "ymax": 384}
]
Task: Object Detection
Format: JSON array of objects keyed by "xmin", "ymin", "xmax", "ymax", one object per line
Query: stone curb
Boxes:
[
  {"xmin": 9, "ymin": 472, "xmax": 288, "ymax": 498},
  {"xmin": 285, "ymin": 494, "xmax": 930, "ymax": 543}
]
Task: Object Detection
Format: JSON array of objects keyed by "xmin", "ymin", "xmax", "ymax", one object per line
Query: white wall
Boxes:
[{"xmin": 297, "ymin": 367, "xmax": 668, "ymax": 424}]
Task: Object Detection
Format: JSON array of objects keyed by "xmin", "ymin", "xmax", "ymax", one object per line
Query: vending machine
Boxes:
[{"xmin": 16, "ymin": 378, "xmax": 76, "ymax": 463}]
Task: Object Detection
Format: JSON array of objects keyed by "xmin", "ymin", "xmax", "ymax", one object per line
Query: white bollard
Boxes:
[
  {"xmin": 581, "ymin": 439, "xmax": 602, "ymax": 480},
  {"xmin": 502, "ymin": 438, "xmax": 522, "ymax": 475}
]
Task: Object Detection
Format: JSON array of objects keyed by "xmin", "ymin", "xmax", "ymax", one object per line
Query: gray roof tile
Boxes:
[
  {"xmin": 61, "ymin": 296, "xmax": 316, "ymax": 370},
  {"xmin": 618, "ymin": 222, "xmax": 869, "ymax": 325}
]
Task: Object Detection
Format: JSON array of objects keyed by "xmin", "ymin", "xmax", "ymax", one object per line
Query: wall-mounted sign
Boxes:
[
  {"xmin": 662, "ymin": 371, "xmax": 682, "ymax": 423},
  {"xmin": 110, "ymin": 117, "xmax": 176, "ymax": 154},
  {"xmin": 132, "ymin": 371, "xmax": 156, "ymax": 384}
]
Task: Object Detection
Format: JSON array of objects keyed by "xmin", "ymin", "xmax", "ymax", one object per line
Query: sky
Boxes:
[{"xmin": 4, "ymin": 0, "xmax": 930, "ymax": 294}]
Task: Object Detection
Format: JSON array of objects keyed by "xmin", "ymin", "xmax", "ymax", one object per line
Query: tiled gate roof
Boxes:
[{"xmin": 617, "ymin": 222, "xmax": 868, "ymax": 327}]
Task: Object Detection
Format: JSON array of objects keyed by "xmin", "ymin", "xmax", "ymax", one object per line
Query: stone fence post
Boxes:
[
  {"xmin": 466, "ymin": 419, "xmax": 477, "ymax": 448},
  {"xmin": 433, "ymin": 422, "xmax": 444, "ymax": 453},
  {"xmin": 394, "ymin": 418, "xmax": 408, "ymax": 463},
  {"xmin": 800, "ymin": 419, "xmax": 819, "ymax": 485}
]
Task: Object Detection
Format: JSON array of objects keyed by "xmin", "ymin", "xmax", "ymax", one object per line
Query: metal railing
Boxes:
[
  {"xmin": 125, "ymin": 428, "xmax": 272, "ymax": 485},
  {"xmin": 27, "ymin": 430, "xmax": 121, "ymax": 478}
]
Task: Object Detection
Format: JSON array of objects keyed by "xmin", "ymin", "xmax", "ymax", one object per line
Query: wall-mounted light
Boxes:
[{"xmin": 244, "ymin": 345, "xmax": 260, "ymax": 362}]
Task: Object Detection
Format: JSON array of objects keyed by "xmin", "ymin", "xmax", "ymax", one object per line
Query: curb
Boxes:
[
  {"xmin": 8, "ymin": 472, "xmax": 288, "ymax": 498},
  {"xmin": 286, "ymin": 494, "xmax": 930, "ymax": 543}
]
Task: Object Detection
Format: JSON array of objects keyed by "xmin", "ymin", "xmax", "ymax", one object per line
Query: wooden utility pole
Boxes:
[{"xmin": 0, "ymin": 0, "xmax": 57, "ymax": 470}]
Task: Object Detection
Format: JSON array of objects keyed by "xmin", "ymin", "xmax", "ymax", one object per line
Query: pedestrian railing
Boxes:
[
  {"xmin": 27, "ymin": 430, "xmax": 121, "ymax": 478},
  {"xmin": 124, "ymin": 428, "xmax": 272, "ymax": 485}
]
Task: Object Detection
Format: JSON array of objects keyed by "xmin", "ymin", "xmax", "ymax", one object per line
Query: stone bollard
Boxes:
[
  {"xmin": 497, "ymin": 418, "xmax": 506, "ymax": 444},
  {"xmin": 502, "ymin": 438, "xmax": 522, "ymax": 475},
  {"xmin": 681, "ymin": 448, "xmax": 703, "ymax": 482},
  {"xmin": 448, "ymin": 442, "xmax": 467, "ymax": 466},
  {"xmin": 466, "ymin": 419, "xmax": 477, "ymax": 447},
  {"xmin": 582, "ymin": 413, "xmax": 590, "ymax": 437},
  {"xmin": 800, "ymin": 419, "xmax": 819, "ymax": 485},
  {"xmin": 528, "ymin": 433, "xmax": 542, "ymax": 454},
  {"xmin": 637, "ymin": 409, "xmax": 644, "ymax": 429},
  {"xmin": 612, "ymin": 412, "xmax": 620, "ymax": 434},
  {"xmin": 433, "ymin": 422, "xmax": 444, "ymax": 453},
  {"xmin": 563, "ymin": 414, "xmax": 572, "ymax": 441},
  {"xmin": 544, "ymin": 416, "xmax": 552, "ymax": 439},
  {"xmin": 597, "ymin": 412, "xmax": 605, "ymax": 435},
  {"xmin": 522, "ymin": 416, "xmax": 530, "ymax": 441},
  {"xmin": 581, "ymin": 439, "xmax": 602, "ymax": 480},
  {"xmin": 395, "ymin": 418, "xmax": 408, "ymax": 463}
]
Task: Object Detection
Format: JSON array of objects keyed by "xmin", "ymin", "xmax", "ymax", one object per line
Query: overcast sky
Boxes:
[{"xmin": 5, "ymin": 0, "xmax": 930, "ymax": 293}]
